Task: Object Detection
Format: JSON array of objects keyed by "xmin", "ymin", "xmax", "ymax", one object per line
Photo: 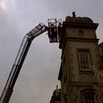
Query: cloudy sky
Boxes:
[{"xmin": 0, "ymin": 0, "xmax": 103, "ymax": 103}]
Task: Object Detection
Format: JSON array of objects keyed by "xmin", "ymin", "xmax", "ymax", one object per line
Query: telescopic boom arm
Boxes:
[
  {"xmin": 0, "ymin": 23, "xmax": 47, "ymax": 103},
  {"xmin": 0, "ymin": 19, "xmax": 62, "ymax": 103}
]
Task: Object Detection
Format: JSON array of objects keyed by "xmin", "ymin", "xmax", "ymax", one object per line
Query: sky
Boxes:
[{"xmin": 0, "ymin": 0, "xmax": 103, "ymax": 103}]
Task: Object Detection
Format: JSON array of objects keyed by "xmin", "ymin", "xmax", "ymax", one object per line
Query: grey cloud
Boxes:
[{"xmin": 0, "ymin": 0, "xmax": 103, "ymax": 103}]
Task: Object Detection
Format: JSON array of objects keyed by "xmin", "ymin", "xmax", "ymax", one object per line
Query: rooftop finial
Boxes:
[
  {"xmin": 56, "ymin": 85, "xmax": 58, "ymax": 89},
  {"xmin": 72, "ymin": 11, "xmax": 76, "ymax": 17}
]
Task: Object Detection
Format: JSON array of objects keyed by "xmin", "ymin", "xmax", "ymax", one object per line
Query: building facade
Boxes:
[{"xmin": 58, "ymin": 12, "xmax": 103, "ymax": 103}]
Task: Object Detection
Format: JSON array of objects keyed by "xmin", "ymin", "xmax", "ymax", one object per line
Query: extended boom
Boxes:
[{"xmin": 0, "ymin": 19, "xmax": 62, "ymax": 103}]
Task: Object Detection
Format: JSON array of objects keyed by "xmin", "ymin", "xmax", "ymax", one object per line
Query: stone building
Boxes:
[{"xmin": 58, "ymin": 12, "xmax": 103, "ymax": 103}]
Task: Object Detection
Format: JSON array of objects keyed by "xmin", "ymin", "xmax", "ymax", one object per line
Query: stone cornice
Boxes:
[
  {"xmin": 67, "ymin": 81, "xmax": 103, "ymax": 87},
  {"xmin": 65, "ymin": 37, "xmax": 99, "ymax": 43},
  {"xmin": 63, "ymin": 22, "xmax": 99, "ymax": 30}
]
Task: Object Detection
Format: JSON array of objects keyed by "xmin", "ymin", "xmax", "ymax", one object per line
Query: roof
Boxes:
[
  {"xmin": 65, "ymin": 16, "xmax": 94, "ymax": 24},
  {"xmin": 65, "ymin": 12, "xmax": 94, "ymax": 24}
]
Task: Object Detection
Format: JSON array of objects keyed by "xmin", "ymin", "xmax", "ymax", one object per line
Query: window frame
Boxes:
[
  {"xmin": 77, "ymin": 48, "xmax": 92, "ymax": 71},
  {"xmin": 80, "ymin": 89, "xmax": 95, "ymax": 103}
]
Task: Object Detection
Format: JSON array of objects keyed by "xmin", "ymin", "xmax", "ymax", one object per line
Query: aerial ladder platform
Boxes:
[{"xmin": 0, "ymin": 19, "xmax": 62, "ymax": 103}]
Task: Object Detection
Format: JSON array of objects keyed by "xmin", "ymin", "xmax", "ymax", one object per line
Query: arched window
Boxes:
[
  {"xmin": 78, "ymin": 30, "xmax": 84, "ymax": 36},
  {"xmin": 80, "ymin": 89, "xmax": 95, "ymax": 103}
]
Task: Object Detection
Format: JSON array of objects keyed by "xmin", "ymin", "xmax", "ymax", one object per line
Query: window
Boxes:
[
  {"xmin": 81, "ymin": 89, "xmax": 95, "ymax": 103},
  {"xmin": 78, "ymin": 49, "xmax": 91, "ymax": 70},
  {"xmin": 78, "ymin": 30, "xmax": 84, "ymax": 36},
  {"xmin": 83, "ymin": 93, "xmax": 95, "ymax": 103}
]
